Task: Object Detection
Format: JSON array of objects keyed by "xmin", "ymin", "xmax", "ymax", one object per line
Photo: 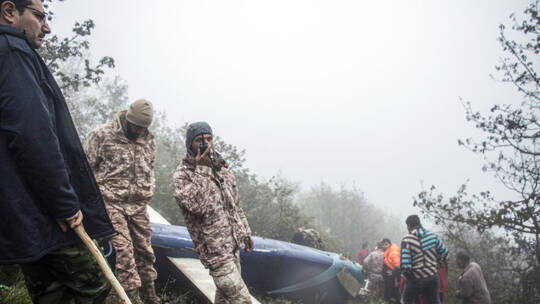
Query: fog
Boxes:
[{"xmin": 49, "ymin": 0, "xmax": 528, "ymax": 220}]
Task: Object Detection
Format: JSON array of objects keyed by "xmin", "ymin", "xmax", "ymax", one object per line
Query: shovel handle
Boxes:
[{"xmin": 74, "ymin": 225, "xmax": 132, "ymax": 304}]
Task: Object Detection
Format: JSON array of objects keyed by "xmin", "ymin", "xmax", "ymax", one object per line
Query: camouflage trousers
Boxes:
[
  {"xmin": 106, "ymin": 203, "xmax": 157, "ymax": 291},
  {"xmin": 20, "ymin": 241, "xmax": 110, "ymax": 304},
  {"xmin": 209, "ymin": 259, "xmax": 252, "ymax": 304}
]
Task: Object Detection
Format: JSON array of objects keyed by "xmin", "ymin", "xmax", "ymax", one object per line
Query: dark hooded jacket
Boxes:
[{"xmin": 0, "ymin": 25, "xmax": 114, "ymax": 264}]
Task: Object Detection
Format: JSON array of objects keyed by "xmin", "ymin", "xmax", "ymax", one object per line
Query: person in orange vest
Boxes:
[{"xmin": 381, "ymin": 238, "xmax": 400, "ymax": 304}]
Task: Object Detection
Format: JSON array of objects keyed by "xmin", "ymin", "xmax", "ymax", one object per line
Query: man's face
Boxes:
[
  {"xmin": 13, "ymin": 0, "xmax": 51, "ymax": 49},
  {"xmin": 381, "ymin": 241, "xmax": 391, "ymax": 251},
  {"xmin": 191, "ymin": 134, "xmax": 213, "ymax": 156},
  {"xmin": 456, "ymin": 257, "xmax": 466, "ymax": 269},
  {"xmin": 125, "ymin": 121, "xmax": 147, "ymax": 140}
]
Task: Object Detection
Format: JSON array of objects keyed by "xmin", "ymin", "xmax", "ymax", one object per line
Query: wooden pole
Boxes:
[{"xmin": 74, "ymin": 225, "xmax": 132, "ymax": 304}]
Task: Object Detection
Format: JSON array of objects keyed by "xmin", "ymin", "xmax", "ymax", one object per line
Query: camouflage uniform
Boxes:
[
  {"xmin": 173, "ymin": 154, "xmax": 252, "ymax": 303},
  {"xmin": 210, "ymin": 259, "xmax": 252, "ymax": 304},
  {"xmin": 291, "ymin": 227, "xmax": 324, "ymax": 249},
  {"xmin": 20, "ymin": 241, "xmax": 110, "ymax": 304},
  {"xmin": 84, "ymin": 111, "xmax": 157, "ymax": 292},
  {"xmin": 363, "ymin": 249, "xmax": 384, "ymax": 298}
]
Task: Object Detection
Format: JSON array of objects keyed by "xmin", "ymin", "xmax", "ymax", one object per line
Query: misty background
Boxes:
[
  {"xmin": 2, "ymin": 1, "xmax": 539, "ymax": 304},
  {"xmin": 49, "ymin": 0, "xmax": 526, "ymax": 219}
]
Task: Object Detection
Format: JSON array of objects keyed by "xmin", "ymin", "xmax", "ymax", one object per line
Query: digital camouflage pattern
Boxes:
[
  {"xmin": 106, "ymin": 204, "xmax": 157, "ymax": 291},
  {"xmin": 84, "ymin": 111, "xmax": 157, "ymax": 292},
  {"xmin": 20, "ymin": 241, "xmax": 110, "ymax": 304},
  {"xmin": 364, "ymin": 249, "xmax": 384, "ymax": 282},
  {"xmin": 363, "ymin": 249, "xmax": 384, "ymax": 297},
  {"xmin": 291, "ymin": 227, "xmax": 324, "ymax": 249},
  {"xmin": 210, "ymin": 259, "xmax": 252, "ymax": 304},
  {"xmin": 173, "ymin": 155, "xmax": 252, "ymax": 269},
  {"xmin": 84, "ymin": 110, "xmax": 155, "ymax": 204}
]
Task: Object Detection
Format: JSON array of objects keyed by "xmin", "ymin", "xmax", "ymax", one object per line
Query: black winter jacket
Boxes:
[{"xmin": 0, "ymin": 25, "xmax": 114, "ymax": 264}]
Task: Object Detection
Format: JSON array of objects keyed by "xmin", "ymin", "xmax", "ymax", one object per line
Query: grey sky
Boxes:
[{"xmin": 49, "ymin": 0, "xmax": 528, "ymax": 218}]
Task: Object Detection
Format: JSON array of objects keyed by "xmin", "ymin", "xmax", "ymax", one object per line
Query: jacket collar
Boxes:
[
  {"xmin": 0, "ymin": 24, "xmax": 26, "ymax": 39},
  {"xmin": 411, "ymin": 227, "xmax": 425, "ymax": 238}
]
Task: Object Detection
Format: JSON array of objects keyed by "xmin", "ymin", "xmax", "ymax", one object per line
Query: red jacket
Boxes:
[{"xmin": 358, "ymin": 249, "xmax": 369, "ymax": 265}]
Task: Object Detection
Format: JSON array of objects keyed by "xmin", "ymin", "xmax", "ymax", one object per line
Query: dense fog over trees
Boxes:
[{"xmin": 1, "ymin": 0, "xmax": 539, "ymax": 303}]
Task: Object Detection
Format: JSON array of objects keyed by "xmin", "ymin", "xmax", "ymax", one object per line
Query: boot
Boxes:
[
  {"xmin": 140, "ymin": 281, "xmax": 161, "ymax": 304},
  {"xmin": 126, "ymin": 288, "xmax": 144, "ymax": 304}
]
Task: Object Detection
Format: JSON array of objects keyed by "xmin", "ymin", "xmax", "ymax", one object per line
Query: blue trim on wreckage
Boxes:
[
  {"xmin": 267, "ymin": 252, "xmax": 362, "ymax": 294},
  {"xmin": 150, "ymin": 223, "xmax": 365, "ymax": 295}
]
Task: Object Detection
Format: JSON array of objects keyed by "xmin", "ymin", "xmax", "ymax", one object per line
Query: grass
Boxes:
[
  {"xmin": 0, "ymin": 265, "xmax": 32, "ymax": 304},
  {"xmin": 2, "ymin": 265, "xmax": 388, "ymax": 304}
]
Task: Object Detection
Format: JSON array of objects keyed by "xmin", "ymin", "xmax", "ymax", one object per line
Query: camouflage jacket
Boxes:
[
  {"xmin": 84, "ymin": 111, "xmax": 155, "ymax": 206},
  {"xmin": 173, "ymin": 155, "xmax": 251, "ymax": 269},
  {"xmin": 363, "ymin": 250, "xmax": 384, "ymax": 282}
]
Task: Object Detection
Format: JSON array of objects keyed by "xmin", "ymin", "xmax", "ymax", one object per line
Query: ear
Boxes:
[{"xmin": 1, "ymin": 1, "xmax": 19, "ymax": 25}]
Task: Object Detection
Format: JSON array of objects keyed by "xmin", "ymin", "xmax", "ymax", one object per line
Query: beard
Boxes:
[{"xmin": 124, "ymin": 129, "xmax": 139, "ymax": 141}]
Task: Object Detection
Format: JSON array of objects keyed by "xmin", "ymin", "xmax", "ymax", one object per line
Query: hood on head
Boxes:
[{"xmin": 185, "ymin": 121, "xmax": 212, "ymax": 156}]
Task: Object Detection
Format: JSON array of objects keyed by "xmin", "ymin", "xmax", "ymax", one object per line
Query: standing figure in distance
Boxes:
[
  {"xmin": 358, "ymin": 242, "xmax": 370, "ymax": 266},
  {"xmin": 84, "ymin": 99, "xmax": 160, "ymax": 304},
  {"xmin": 400, "ymin": 214, "xmax": 448, "ymax": 304},
  {"xmin": 380, "ymin": 238, "xmax": 401, "ymax": 304},
  {"xmin": 363, "ymin": 243, "xmax": 385, "ymax": 298},
  {"xmin": 173, "ymin": 121, "xmax": 254, "ymax": 304},
  {"xmin": 0, "ymin": 0, "xmax": 114, "ymax": 302},
  {"xmin": 291, "ymin": 227, "xmax": 324, "ymax": 249},
  {"xmin": 455, "ymin": 251, "xmax": 491, "ymax": 304}
]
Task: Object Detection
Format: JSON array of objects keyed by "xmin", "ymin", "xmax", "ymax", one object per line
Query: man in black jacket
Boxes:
[{"xmin": 0, "ymin": 0, "xmax": 115, "ymax": 302}]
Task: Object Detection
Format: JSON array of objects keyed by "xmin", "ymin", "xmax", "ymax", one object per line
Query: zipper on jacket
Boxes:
[{"xmin": 128, "ymin": 142, "xmax": 136, "ymax": 201}]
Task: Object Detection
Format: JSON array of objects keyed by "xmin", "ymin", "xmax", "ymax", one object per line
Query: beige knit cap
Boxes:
[{"xmin": 126, "ymin": 99, "xmax": 153, "ymax": 127}]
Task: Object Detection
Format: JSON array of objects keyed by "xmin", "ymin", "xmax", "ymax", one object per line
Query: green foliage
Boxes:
[
  {"xmin": 0, "ymin": 266, "xmax": 31, "ymax": 304},
  {"xmin": 298, "ymin": 183, "xmax": 404, "ymax": 259},
  {"xmin": 415, "ymin": 0, "xmax": 540, "ymax": 264},
  {"xmin": 148, "ymin": 119, "xmax": 312, "ymax": 242},
  {"xmin": 414, "ymin": 1, "xmax": 540, "ymax": 302},
  {"xmin": 69, "ymin": 76, "xmax": 130, "ymax": 138},
  {"xmin": 150, "ymin": 118, "xmax": 187, "ymax": 225},
  {"xmin": 237, "ymin": 174, "xmax": 310, "ymax": 241},
  {"xmin": 39, "ymin": 1, "xmax": 119, "ymax": 138},
  {"xmin": 433, "ymin": 222, "xmax": 533, "ymax": 304},
  {"xmin": 40, "ymin": 16, "xmax": 115, "ymax": 93}
]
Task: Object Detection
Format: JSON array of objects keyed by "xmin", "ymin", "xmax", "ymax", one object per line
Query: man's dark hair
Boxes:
[
  {"xmin": 381, "ymin": 238, "xmax": 391, "ymax": 244},
  {"xmin": 456, "ymin": 251, "xmax": 470, "ymax": 264},
  {"xmin": 405, "ymin": 214, "xmax": 422, "ymax": 228},
  {"xmin": 0, "ymin": 0, "xmax": 33, "ymax": 14},
  {"xmin": 362, "ymin": 242, "xmax": 369, "ymax": 249}
]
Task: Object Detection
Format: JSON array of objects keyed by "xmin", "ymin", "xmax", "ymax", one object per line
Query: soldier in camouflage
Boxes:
[
  {"xmin": 173, "ymin": 122, "xmax": 254, "ymax": 304},
  {"xmin": 84, "ymin": 99, "xmax": 160, "ymax": 304},
  {"xmin": 291, "ymin": 227, "xmax": 324, "ymax": 249},
  {"xmin": 363, "ymin": 244, "xmax": 385, "ymax": 298}
]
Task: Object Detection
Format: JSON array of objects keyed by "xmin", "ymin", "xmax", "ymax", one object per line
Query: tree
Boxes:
[
  {"xmin": 237, "ymin": 174, "xmax": 311, "ymax": 241},
  {"xmin": 429, "ymin": 219, "xmax": 531, "ymax": 304},
  {"xmin": 40, "ymin": 0, "xmax": 115, "ymax": 94},
  {"xmin": 150, "ymin": 120, "xmax": 188, "ymax": 225},
  {"xmin": 149, "ymin": 121, "xmax": 313, "ymax": 242},
  {"xmin": 415, "ymin": 1, "xmax": 540, "ymax": 302},
  {"xmin": 298, "ymin": 182, "xmax": 404, "ymax": 259}
]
